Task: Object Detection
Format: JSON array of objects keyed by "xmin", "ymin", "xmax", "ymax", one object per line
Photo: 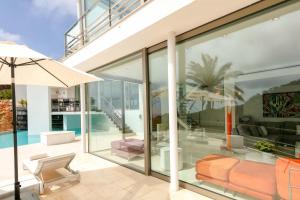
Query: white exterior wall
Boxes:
[
  {"xmin": 50, "ymin": 87, "xmax": 76, "ymax": 99},
  {"xmin": 27, "ymin": 86, "xmax": 51, "ymax": 135},
  {"xmin": 15, "ymin": 86, "xmax": 27, "ymax": 102},
  {"xmin": 125, "ymin": 110, "xmax": 144, "ymax": 135}
]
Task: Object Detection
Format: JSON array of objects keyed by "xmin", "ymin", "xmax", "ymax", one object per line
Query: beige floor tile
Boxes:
[{"xmin": 0, "ymin": 140, "xmax": 213, "ymax": 200}]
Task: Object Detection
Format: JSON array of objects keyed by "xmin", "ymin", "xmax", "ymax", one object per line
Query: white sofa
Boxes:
[{"xmin": 40, "ymin": 131, "xmax": 75, "ymax": 145}]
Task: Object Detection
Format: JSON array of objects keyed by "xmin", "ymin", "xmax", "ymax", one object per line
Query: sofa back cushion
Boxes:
[
  {"xmin": 249, "ymin": 125, "xmax": 260, "ymax": 137},
  {"xmin": 237, "ymin": 124, "xmax": 250, "ymax": 136},
  {"xmin": 259, "ymin": 126, "xmax": 268, "ymax": 137},
  {"xmin": 276, "ymin": 158, "xmax": 300, "ymax": 200}
]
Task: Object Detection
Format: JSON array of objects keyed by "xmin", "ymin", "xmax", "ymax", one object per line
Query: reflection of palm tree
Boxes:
[{"xmin": 186, "ymin": 54, "xmax": 244, "ymax": 110}]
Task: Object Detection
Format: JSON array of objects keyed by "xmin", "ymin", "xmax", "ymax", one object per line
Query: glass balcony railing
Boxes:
[{"xmin": 64, "ymin": 0, "xmax": 147, "ymax": 56}]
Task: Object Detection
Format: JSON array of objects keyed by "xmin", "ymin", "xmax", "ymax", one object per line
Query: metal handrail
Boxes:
[
  {"xmin": 64, "ymin": 0, "xmax": 147, "ymax": 56},
  {"xmin": 100, "ymin": 96, "xmax": 123, "ymax": 129}
]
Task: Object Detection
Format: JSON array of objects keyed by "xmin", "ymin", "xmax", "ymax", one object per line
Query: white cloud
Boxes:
[
  {"xmin": 0, "ymin": 29, "xmax": 21, "ymax": 42},
  {"xmin": 31, "ymin": 0, "xmax": 77, "ymax": 17}
]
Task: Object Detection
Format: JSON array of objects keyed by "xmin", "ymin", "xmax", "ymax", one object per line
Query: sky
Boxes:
[{"xmin": 0, "ymin": 0, "xmax": 77, "ymax": 59}]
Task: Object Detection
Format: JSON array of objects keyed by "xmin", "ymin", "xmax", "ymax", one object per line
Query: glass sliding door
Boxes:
[
  {"xmin": 149, "ymin": 49, "xmax": 171, "ymax": 176},
  {"xmin": 176, "ymin": 2, "xmax": 300, "ymax": 200},
  {"xmin": 88, "ymin": 53, "xmax": 145, "ymax": 171}
]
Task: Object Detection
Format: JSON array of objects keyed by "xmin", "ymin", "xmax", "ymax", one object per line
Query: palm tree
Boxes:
[{"xmin": 186, "ymin": 54, "xmax": 244, "ymax": 111}]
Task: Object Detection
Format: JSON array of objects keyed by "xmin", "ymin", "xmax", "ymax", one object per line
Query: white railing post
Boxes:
[
  {"xmin": 168, "ymin": 31, "xmax": 179, "ymax": 193},
  {"xmin": 80, "ymin": 83, "xmax": 86, "ymax": 153}
]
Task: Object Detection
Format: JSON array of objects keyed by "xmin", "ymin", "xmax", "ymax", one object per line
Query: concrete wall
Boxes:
[
  {"xmin": 50, "ymin": 87, "xmax": 76, "ymax": 99},
  {"xmin": 125, "ymin": 109, "xmax": 144, "ymax": 136},
  {"xmin": 15, "ymin": 86, "xmax": 27, "ymax": 103},
  {"xmin": 27, "ymin": 86, "xmax": 51, "ymax": 135}
]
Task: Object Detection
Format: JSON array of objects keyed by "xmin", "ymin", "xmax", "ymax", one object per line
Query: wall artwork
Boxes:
[{"xmin": 263, "ymin": 92, "xmax": 300, "ymax": 118}]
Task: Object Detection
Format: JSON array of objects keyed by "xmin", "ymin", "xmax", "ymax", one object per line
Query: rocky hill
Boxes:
[{"xmin": 0, "ymin": 100, "xmax": 12, "ymax": 133}]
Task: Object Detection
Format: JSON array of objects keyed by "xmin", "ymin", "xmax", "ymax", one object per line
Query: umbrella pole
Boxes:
[{"xmin": 11, "ymin": 61, "xmax": 21, "ymax": 200}]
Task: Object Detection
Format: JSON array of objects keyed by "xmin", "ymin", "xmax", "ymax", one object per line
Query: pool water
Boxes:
[{"xmin": 0, "ymin": 129, "xmax": 81, "ymax": 149}]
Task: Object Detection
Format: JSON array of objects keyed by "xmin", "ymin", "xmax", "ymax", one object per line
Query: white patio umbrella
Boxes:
[{"xmin": 0, "ymin": 41, "xmax": 99, "ymax": 199}]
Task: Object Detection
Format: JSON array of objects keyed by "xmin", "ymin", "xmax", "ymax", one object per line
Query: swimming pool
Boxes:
[{"xmin": 0, "ymin": 129, "xmax": 81, "ymax": 149}]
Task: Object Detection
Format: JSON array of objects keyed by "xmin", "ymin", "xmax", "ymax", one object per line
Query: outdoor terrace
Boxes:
[{"xmin": 0, "ymin": 138, "xmax": 211, "ymax": 200}]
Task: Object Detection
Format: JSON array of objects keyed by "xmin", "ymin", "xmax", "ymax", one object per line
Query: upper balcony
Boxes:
[
  {"xmin": 63, "ymin": 0, "xmax": 259, "ymax": 71},
  {"xmin": 64, "ymin": 0, "xmax": 148, "ymax": 57}
]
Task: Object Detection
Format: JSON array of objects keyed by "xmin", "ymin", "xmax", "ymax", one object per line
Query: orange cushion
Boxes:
[
  {"xmin": 276, "ymin": 158, "xmax": 300, "ymax": 200},
  {"xmin": 229, "ymin": 160, "xmax": 276, "ymax": 196},
  {"xmin": 195, "ymin": 154, "xmax": 239, "ymax": 181}
]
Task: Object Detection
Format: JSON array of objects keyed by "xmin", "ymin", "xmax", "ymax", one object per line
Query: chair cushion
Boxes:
[
  {"xmin": 120, "ymin": 139, "xmax": 144, "ymax": 151},
  {"xmin": 111, "ymin": 139, "xmax": 144, "ymax": 153},
  {"xmin": 30, "ymin": 153, "xmax": 48, "ymax": 161},
  {"xmin": 195, "ymin": 154, "xmax": 239, "ymax": 182},
  {"xmin": 229, "ymin": 160, "xmax": 276, "ymax": 196}
]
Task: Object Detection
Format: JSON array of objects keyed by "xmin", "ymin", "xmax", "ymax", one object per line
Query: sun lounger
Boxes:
[{"xmin": 23, "ymin": 153, "xmax": 80, "ymax": 194}]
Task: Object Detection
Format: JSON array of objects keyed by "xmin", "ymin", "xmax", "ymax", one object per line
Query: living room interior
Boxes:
[{"xmin": 149, "ymin": 3, "xmax": 300, "ymax": 199}]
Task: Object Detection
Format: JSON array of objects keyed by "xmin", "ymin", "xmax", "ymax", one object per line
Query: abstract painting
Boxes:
[{"xmin": 263, "ymin": 92, "xmax": 300, "ymax": 118}]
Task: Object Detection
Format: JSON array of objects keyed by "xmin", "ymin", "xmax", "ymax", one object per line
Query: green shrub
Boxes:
[
  {"xmin": 255, "ymin": 140, "xmax": 275, "ymax": 153},
  {"xmin": 18, "ymin": 99, "xmax": 27, "ymax": 107},
  {"xmin": 0, "ymin": 89, "xmax": 12, "ymax": 100}
]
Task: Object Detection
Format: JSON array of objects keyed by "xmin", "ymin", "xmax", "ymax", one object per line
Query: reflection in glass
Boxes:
[
  {"xmin": 88, "ymin": 53, "xmax": 145, "ymax": 171},
  {"xmin": 149, "ymin": 4, "xmax": 300, "ymax": 200}
]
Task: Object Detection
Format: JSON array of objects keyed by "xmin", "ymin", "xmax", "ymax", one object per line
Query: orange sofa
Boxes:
[
  {"xmin": 276, "ymin": 158, "xmax": 300, "ymax": 200},
  {"xmin": 196, "ymin": 154, "xmax": 300, "ymax": 200}
]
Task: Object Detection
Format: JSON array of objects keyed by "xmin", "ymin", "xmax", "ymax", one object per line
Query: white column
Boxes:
[
  {"xmin": 27, "ymin": 86, "xmax": 51, "ymax": 135},
  {"xmin": 167, "ymin": 32, "xmax": 179, "ymax": 192},
  {"xmin": 80, "ymin": 84, "xmax": 86, "ymax": 153}
]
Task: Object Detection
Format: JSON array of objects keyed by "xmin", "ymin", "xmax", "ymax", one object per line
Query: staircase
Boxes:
[
  {"xmin": 178, "ymin": 99, "xmax": 199, "ymax": 130},
  {"xmin": 100, "ymin": 96, "xmax": 133, "ymax": 133}
]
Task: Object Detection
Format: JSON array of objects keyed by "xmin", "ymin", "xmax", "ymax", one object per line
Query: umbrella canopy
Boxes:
[
  {"xmin": 185, "ymin": 88, "xmax": 233, "ymax": 102},
  {"xmin": 0, "ymin": 41, "xmax": 100, "ymax": 200},
  {"xmin": 0, "ymin": 41, "xmax": 99, "ymax": 87}
]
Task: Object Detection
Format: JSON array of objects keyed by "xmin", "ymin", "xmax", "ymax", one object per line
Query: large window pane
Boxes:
[
  {"xmin": 149, "ymin": 49, "xmax": 172, "ymax": 176},
  {"xmin": 88, "ymin": 53, "xmax": 145, "ymax": 171},
  {"xmin": 177, "ymin": 3, "xmax": 300, "ymax": 200}
]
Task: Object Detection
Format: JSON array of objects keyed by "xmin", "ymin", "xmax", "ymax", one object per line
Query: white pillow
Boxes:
[{"xmin": 260, "ymin": 126, "xmax": 268, "ymax": 136}]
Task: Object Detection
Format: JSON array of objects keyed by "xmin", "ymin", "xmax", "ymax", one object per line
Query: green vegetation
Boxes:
[
  {"xmin": 255, "ymin": 140, "xmax": 275, "ymax": 153},
  {"xmin": 18, "ymin": 99, "xmax": 27, "ymax": 108},
  {"xmin": 186, "ymin": 54, "xmax": 244, "ymax": 110},
  {"xmin": 0, "ymin": 89, "xmax": 12, "ymax": 100}
]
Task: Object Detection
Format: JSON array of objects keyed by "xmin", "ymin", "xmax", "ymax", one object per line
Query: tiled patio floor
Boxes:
[
  {"xmin": 41, "ymin": 153, "xmax": 212, "ymax": 200},
  {"xmin": 0, "ymin": 139, "xmax": 212, "ymax": 200}
]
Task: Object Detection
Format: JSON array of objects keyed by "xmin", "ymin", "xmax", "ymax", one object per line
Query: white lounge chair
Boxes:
[{"xmin": 23, "ymin": 153, "xmax": 80, "ymax": 194}]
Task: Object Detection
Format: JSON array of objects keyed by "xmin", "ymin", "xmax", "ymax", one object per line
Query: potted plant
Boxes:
[
  {"xmin": 18, "ymin": 99, "xmax": 27, "ymax": 108},
  {"xmin": 255, "ymin": 140, "xmax": 275, "ymax": 160}
]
